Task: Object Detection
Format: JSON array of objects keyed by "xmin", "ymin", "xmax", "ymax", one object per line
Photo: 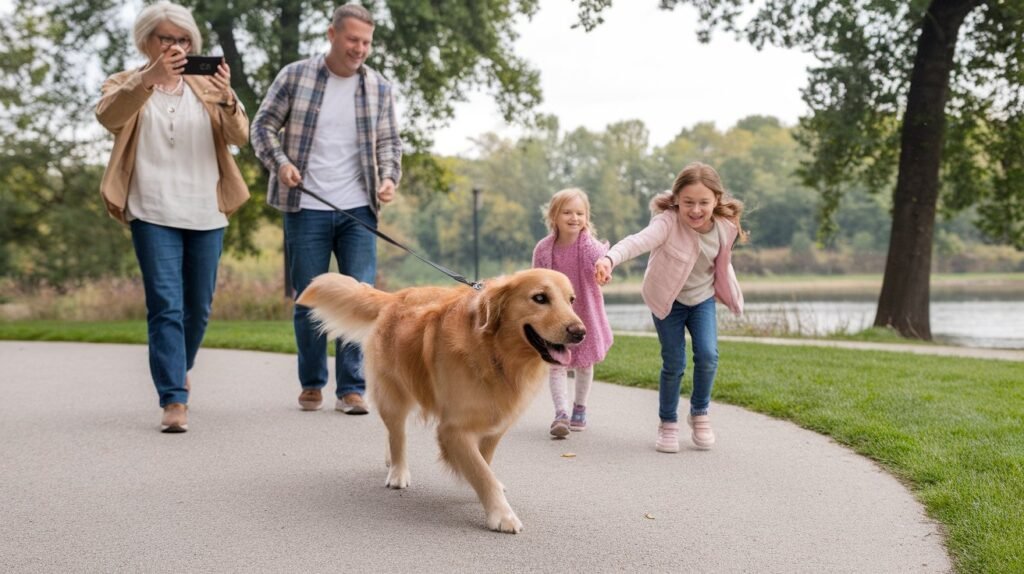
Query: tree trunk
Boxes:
[
  {"xmin": 278, "ymin": 0, "xmax": 303, "ymax": 299},
  {"xmin": 874, "ymin": 0, "xmax": 979, "ymax": 339},
  {"xmin": 279, "ymin": 0, "xmax": 302, "ymax": 68}
]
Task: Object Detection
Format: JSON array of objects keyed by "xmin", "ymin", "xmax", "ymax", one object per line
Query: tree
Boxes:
[
  {"xmin": 0, "ymin": 2, "xmax": 138, "ymax": 285},
  {"xmin": 577, "ymin": 0, "xmax": 1024, "ymax": 339}
]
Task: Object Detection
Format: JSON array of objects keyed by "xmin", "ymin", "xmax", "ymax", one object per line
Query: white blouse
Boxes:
[{"xmin": 127, "ymin": 82, "xmax": 227, "ymax": 230}]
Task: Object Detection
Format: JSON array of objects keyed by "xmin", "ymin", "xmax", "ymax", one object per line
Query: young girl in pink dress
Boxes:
[{"xmin": 533, "ymin": 188, "xmax": 614, "ymax": 438}]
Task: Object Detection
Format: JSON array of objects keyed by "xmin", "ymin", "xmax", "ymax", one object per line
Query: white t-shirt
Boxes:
[
  {"xmin": 301, "ymin": 71, "xmax": 367, "ymax": 210},
  {"xmin": 127, "ymin": 83, "xmax": 227, "ymax": 230},
  {"xmin": 677, "ymin": 220, "xmax": 720, "ymax": 306}
]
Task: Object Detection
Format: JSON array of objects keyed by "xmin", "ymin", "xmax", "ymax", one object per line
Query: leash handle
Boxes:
[{"xmin": 294, "ymin": 185, "xmax": 484, "ymax": 291}]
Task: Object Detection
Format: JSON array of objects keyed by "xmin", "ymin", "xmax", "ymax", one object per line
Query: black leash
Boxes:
[{"xmin": 294, "ymin": 185, "xmax": 484, "ymax": 291}]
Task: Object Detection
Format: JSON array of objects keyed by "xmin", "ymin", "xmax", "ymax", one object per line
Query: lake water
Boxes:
[{"xmin": 604, "ymin": 298, "xmax": 1024, "ymax": 349}]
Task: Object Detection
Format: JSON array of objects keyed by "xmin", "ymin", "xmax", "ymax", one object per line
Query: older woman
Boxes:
[{"xmin": 96, "ymin": 1, "xmax": 249, "ymax": 433}]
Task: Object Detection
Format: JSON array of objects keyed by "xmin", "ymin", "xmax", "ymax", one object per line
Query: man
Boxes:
[{"xmin": 251, "ymin": 3, "xmax": 402, "ymax": 414}]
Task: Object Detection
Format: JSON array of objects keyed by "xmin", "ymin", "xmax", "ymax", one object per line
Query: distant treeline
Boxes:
[{"xmin": 376, "ymin": 115, "xmax": 1013, "ymax": 285}]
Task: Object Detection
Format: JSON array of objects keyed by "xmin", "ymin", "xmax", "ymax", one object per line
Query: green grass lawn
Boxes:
[{"xmin": 2, "ymin": 320, "xmax": 1022, "ymax": 572}]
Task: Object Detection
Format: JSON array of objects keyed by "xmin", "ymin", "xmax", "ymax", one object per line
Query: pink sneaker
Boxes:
[
  {"xmin": 655, "ymin": 422, "xmax": 680, "ymax": 453},
  {"xmin": 687, "ymin": 414, "xmax": 715, "ymax": 450}
]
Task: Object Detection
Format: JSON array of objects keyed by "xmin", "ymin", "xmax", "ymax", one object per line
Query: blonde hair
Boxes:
[
  {"xmin": 651, "ymin": 162, "xmax": 748, "ymax": 243},
  {"xmin": 543, "ymin": 187, "xmax": 598, "ymax": 239},
  {"xmin": 133, "ymin": 1, "xmax": 203, "ymax": 56}
]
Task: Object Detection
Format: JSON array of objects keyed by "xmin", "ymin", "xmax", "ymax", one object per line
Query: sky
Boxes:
[{"xmin": 428, "ymin": 2, "xmax": 818, "ymax": 157}]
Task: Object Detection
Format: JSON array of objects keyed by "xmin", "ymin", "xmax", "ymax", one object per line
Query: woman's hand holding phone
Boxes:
[{"xmin": 210, "ymin": 60, "xmax": 235, "ymax": 108}]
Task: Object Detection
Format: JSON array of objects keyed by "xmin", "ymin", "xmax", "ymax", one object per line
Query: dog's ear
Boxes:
[{"xmin": 475, "ymin": 279, "xmax": 511, "ymax": 335}]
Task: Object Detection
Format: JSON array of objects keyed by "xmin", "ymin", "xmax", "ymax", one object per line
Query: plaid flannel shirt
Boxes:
[{"xmin": 251, "ymin": 54, "xmax": 402, "ymax": 213}]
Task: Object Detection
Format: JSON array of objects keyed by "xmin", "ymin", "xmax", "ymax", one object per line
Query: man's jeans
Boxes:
[
  {"xmin": 652, "ymin": 297, "xmax": 719, "ymax": 422},
  {"xmin": 131, "ymin": 220, "xmax": 224, "ymax": 408},
  {"xmin": 285, "ymin": 207, "xmax": 377, "ymax": 397}
]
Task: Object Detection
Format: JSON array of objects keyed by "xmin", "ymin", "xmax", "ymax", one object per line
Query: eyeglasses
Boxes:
[{"xmin": 155, "ymin": 34, "xmax": 192, "ymax": 48}]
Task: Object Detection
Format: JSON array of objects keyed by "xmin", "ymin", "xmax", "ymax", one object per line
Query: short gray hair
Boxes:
[
  {"xmin": 332, "ymin": 3, "xmax": 374, "ymax": 29},
  {"xmin": 133, "ymin": 1, "xmax": 203, "ymax": 55}
]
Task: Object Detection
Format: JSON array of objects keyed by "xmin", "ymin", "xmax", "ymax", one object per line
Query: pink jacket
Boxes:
[{"xmin": 605, "ymin": 211, "xmax": 744, "ymax": 320}]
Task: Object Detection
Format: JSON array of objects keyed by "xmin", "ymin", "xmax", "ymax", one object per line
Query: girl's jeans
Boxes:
[
  {"xmin": 652, "ymin": 297, "xmax": 719, "ymax": 422},
  {"xmin": 131, "ymin": 220, "xmax": 225, "ymax": 408}
]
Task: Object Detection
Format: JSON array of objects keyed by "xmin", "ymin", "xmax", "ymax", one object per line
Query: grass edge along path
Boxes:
[{"xmin": 3, "ymin": 321, "xmax": 1022, "ymax": 573}]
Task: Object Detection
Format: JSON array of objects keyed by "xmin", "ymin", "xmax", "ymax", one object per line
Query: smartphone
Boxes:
[{"xmin": 183, "ymin": 56, "xmax": 221, "ymax": 75}]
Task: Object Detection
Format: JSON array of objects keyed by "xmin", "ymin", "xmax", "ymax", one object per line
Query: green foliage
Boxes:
[
  {"xmin": 0, "ymin": 1, "xmax": 136, "ymax": 284},
  {"xmin": 648, "ymin": 0, "xmax": 1024, "ymax": 249},
  {"xmin": 609, "ymin": 0, "xmax": 1023, "ymax": 337}
]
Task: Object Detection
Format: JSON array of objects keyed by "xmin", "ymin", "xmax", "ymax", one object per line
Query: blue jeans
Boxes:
[
  {"xmin": 285, "ymin": 207, "xmax": 377, "ymax": 397},
  {"xmin": 652, "ymin": 297, "xmax": 719, "ymax": 422},
  {"xmin": 130, "ymin": 220, "xmax": 224, "ymax": 408}
]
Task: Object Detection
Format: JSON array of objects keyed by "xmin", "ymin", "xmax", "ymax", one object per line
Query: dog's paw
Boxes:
[
  {"xmin": 385, "ymin": 466, "xmax": 410, "ymax": 489},
  {"xmin": 486, "ymin": 508, "xmax": 522, "ymax": 534}
]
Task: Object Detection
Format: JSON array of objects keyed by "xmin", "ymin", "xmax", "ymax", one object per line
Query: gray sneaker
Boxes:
[{"xmin": 336, "ymin": 393, "xmax": 369, "ymax": 415}]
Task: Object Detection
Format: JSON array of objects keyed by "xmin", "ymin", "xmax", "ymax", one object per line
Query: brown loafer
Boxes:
[
  {"xmin": 335, "ymin": 393, "xmax": 368, "ymax": 415},
  {"xmin": 161, "ymin": 403, "xmax": 188, "ymax": 433},
  {"xmin": 298, "ymin": 388, "xmax": 323, "ymax": 411}
]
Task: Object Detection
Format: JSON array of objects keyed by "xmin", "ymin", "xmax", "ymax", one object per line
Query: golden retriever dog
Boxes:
[{"xmin": 296, "ymin": 269, "xmax": 585, "ymax": 533}]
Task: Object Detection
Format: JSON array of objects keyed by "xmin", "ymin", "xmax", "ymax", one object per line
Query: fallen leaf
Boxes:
[
  {"xmin": 644, "ymin": 513, "xmax": 655, "ymax": 520},
  {"xmin": 561, "ymin": 452, "xmax": 576, "ymax": 458}
]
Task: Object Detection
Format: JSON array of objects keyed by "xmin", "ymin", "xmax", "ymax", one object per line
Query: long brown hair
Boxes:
[{"xmin": 650, "ymin": 162, "xmax": 748, "ymax": 243}]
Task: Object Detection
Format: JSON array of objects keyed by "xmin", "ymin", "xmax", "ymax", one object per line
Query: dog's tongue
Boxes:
[{"xmin": 548, "ymin": 345, "xmax": 572, "ymax": 366}]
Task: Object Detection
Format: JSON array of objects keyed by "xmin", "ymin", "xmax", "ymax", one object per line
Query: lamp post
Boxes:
[{"xmin": 472, "ymin": 187, "xmax": 482, "ymax": 282}]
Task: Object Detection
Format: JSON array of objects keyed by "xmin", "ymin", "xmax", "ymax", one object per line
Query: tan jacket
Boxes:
[
  {"xmin": 606, "ymin": 211, "xmax": 744, "ymax": 320},
  {"xmin": 96, "ymin": 69, "xmax": 250, "ymax": 224}
]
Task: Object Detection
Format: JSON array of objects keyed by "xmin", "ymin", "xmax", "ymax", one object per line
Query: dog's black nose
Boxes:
[{"xmin": 567, "ymin": 323, "xmax": 586, "ymax": 344}]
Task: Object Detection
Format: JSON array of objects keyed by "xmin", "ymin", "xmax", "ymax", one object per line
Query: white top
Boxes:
[
  {"xmin": 127, "ymin": 82, "xmax": 227, "ymax": 230},
  {"xmin": 677, "ymin": 220, "xmax": 720, "ymax": 306},
  {"xmin": 301, "ymin": 71, "xmax": 367, "ymax": 210}
]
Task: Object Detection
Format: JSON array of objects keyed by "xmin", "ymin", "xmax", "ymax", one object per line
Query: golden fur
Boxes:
[{"xmin": 296, "ymin": 268, "xmax": 585, "ymax": 533}]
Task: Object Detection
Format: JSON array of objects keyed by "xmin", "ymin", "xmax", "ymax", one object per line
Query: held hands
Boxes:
[
  {"xmin": 377, "ymin": 179, "xmax": 396, "ymax": 204},
  {"xmin": 279, "ymin": 164, "xmax": 302, "ymax": 188},
  {"xmin": 143, "ymin": 45, "xmax": 186, "ymax": 88},
  {"xmin": 595, "ymin": 256, "xmax": 613, "ymax": 285}
]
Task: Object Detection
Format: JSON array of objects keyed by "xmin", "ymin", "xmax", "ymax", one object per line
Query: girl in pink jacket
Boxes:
[
  {"xmin": 596, "ymin": 163, "xmax": 746, "ymax": 453},
  {"xmin": 533, "ymin": 188, "xmax": 614, "ymax": 438}
]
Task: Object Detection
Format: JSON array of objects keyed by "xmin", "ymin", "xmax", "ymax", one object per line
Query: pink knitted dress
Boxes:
[{"xmin": 532, "ymin": 231, "xmax": 614, "ymax": 368}]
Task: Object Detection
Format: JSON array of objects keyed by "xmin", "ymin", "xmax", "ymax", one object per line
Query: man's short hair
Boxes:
[{"xmin": 332, "ymin": 4, "xmax": 374, "ymax": 29}]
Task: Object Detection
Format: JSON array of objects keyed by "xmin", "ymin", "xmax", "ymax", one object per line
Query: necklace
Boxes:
[{"xmin": 153, "ymin": 81, "xmax": 185, "ymax": 147}]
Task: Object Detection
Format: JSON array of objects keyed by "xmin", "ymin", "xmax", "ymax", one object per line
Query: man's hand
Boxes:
[
  {"xmin": 278, "ymin": 164, "xmax": 302, "ymax": 187},
  {"xmin": 377, "ymin": 179, "xmax": 396, "ymax": 204}
]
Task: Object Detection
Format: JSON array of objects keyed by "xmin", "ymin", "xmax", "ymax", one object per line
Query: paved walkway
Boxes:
[{"xmin": 1, "ymin": 341, "xmax": 952, "ymax": 573}]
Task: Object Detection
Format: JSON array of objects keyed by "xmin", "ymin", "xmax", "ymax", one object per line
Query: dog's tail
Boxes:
[{"xmin": 295, "ymin": 273, "xmax": 392, "ymax": 345}]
